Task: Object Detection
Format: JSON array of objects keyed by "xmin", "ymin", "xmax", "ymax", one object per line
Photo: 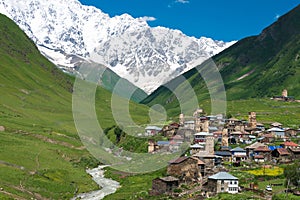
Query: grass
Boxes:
[
  {"xmin": 103, "ymin": 167, "xmax": 167, "ymax": 200},
  {"xmin": 257, "ymin": 178, "xmax": 286, "ymax": 193},
  {"xmin": 0, "ymin": 14, "xmax": 151, "ymax": 199},
  {"xmin": 0, "ymin": 131, "xmax": 98, "ymax": 199},
  {"xmin": 208, "ymin": 191, "xmax": 263, "ymax": 200}
]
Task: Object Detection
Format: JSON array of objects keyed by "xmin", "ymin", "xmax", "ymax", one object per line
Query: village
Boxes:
[{"xmin": 144, "ymin": 107, "xmax": 300, "ymax": 199}]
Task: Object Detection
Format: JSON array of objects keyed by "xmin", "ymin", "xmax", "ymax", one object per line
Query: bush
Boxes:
[{"xmin": 173, "ymin": 188, "xmax": 182, "ymax": 193}]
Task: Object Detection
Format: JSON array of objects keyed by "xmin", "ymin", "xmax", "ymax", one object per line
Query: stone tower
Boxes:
[
  {"xmin": 194, "ymin": 117, "xmax": 201, "ymax": 132},
  {"xmin": 205, "ymin": 135, "xmax": 215, "ymax": 155},
  {"xmin": 248, "ymin": 112, "xmax": 257, "ymax": 128},
  {"xmin": 179, "ymin": 113, "xmax": 185, "ymax": 126},
  {"xmin": 148, "ymin": 139, "xmax": 156, "ymax": 153},
  {"xmin": 221, "ymin": 128, "xmax": 228, "ymax": 147},
  {"xmin": 193, "ymin": 108, "xmax": 204, "ymax": 132},
  {"xmin": 203, "ymin": 120, "xmax": 209, "ymax": 133},
  {"xmin": 282, "ymin": 89, "xmax": 288, "ymax": 97}
]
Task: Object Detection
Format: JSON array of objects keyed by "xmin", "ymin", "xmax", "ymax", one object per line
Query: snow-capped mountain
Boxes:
[{"xmin": 0, "ymin": 0, "xmax": 236, "ymax": 94}]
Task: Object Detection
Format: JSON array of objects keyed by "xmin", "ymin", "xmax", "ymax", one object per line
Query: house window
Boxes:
[
  {"xmin": 221, "ymin": 187, "xmax": 224, "ymax": 192},
  {"xmin": 221, "ymin": 180, "xmax": 224, "ymax": 184},
  {"xmin": 234, "ymin": 181, "xmax": 237, "ymax": 184},
  {"xmin": 230, "ymin": 181, "xmax": 232, "ymax": 184}
]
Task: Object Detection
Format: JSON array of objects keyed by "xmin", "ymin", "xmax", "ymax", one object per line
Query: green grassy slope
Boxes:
[
  {"xmin": 142, "ymin": 4, "xmax": 300, "ymax": 121},
  {"xmin": 94, "ymin": 64, "xmax": 147, "ymax": 103},
  {"xmin": 0, "ymin": 13, "xmax": 150, "ymax": 199}
]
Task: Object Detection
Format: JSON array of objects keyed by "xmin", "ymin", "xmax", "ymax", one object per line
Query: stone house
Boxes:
[
  {"xmin": 253, "ymin": 146, "xmax": 271, "ymax": 161},
  {"xmin": 177, "ymin": 127, "xmax": 195, "ymax": 142},
  {"xmin": 260, "ymin": 133, "xmax": 275, "ymax": 144},
  {"xmin": 256, "ymin": 123, "xmax": 265, "ymax": 131},
  {"xmin": 288, "ymin": 148, "xmax": 300, "ymax": 160},
  {"xmin": 167, "ymin": 156, "xmax": 201, "ymax": 183},
  {"xmin": 145, "ymin": 126, "xmax": 162, "ymax": 136},
  {"xmin": 184, "ymin": 120, "xmax": 195, "ymax": 130},
  {"xmin": 193, "ymin": 152, "xmax": 216, "ymax": 174},
  {"xmin": 161, "ymin": 123, "xmax": 180, "ymax": 138},
  {"xmin": 194, "ymin": 132, "xmax": 214, "ymax": 146},
  {"xmin": 215, "ymin": 151, "xmax": 232, "ymax": 162},
  {"xmin": 285, "ymin": 128, "xmax": 299, "ymax": 137},
  {"xmin": 254, "ymin": 155, "xmax": 265, "ymax": 163},
  {"xmin": 271, "ymin": 148, "xmax": 291, "ymax": 163},
  {"xmin": 230, "ymin": 147, "xmax": 247, "ymax": 162},
  {"xmin": 194, "ymin": 157, "xmax": 206, "ymax": 177},
  {"xmin": 190, "ymin": 143, "xmax": 204, "ymax": 155},
  {"xmin": 281, "ymin": 141, "xmax": 299, "ymax": 149},
  {"xmin": 207, "ymin": 172, "xmax": 239, "ymax": 195},
  {"xmin": 151, "ymin": 176, "xmax": 179, "ymax": 195},
  {"xmin": 245, "ymin": 142, "xmax": 267, "ymax": 158}
]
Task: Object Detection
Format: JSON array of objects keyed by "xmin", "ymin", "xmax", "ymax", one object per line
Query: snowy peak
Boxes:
[{"xmin": 0, "ymin": 0, "xmax": 236, "ymax": 93}]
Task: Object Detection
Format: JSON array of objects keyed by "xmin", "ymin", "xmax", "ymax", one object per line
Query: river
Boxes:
[{"xmin": 72, "ymin": 165, "xmax": 120, "ymax": 200}]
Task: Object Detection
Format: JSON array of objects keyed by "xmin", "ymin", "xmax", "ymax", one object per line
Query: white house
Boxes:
[
  {"xmin": 267, "ymin": 127, "xmax": 285, "ymax": 138},
  {"xmin": 208, "ymin": 172, "xmax": 239, "ymax": 194},
  {"xmin": 145, "ymin": 126, "xmax": 162, "ymax": 136}
]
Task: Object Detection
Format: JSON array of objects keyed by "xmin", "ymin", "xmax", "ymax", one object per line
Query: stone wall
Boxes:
[{"xmin": 167, "ymin": 157, "xmax": 201, "ymax": 183}]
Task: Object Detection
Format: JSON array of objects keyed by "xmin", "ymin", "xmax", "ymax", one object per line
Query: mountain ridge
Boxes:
[
  {"xmin": 0, "ymin": 0, "xmax": 235, "ymax": 93},
  {"xmin": 142, "ymin": 4, "xmax": 300, "ymax": 112}
]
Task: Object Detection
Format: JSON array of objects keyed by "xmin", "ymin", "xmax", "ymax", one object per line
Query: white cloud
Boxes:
[
  {"xmin": 139, "ymin": 16, "xmax": 157, "ymax": 22},
  {"xmin": 175, "ymin": 0, "xmax": 190, "ymax": 4}
]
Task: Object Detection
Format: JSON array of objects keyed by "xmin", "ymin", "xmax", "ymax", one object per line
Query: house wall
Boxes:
[
  {"xmin": 152, "ymin": 179, "xmax": 167, "ymax": 195},
  {"xmin": 254, "ymin": 158, "xmax": 264, "ymax": 163},
  {"xmin": 233, "ymin": 152, "xmax": 246, "ymax": 156},
  {"xmin": 207, "ymin": 179, "xmax": 239, "ymax": 194},
  {"xmin": 167, "ymin": 158, "xmax": 201, "ymax": 182}
]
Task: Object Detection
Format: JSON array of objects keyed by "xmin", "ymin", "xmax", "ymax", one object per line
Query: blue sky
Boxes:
[{"xmin": 79, "ymin": 0, "xmax": 299, "ymax": 41}]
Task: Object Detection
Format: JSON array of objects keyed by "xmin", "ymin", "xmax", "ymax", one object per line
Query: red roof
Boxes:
[
  {"xmin": 254, "ymin": 155, "xmax": 264, "ymax": 159},
  {"xmin": 254, "ymin": 146, "xmax": 271, "ymax": 152},
  {"xmin": 276, "ymin": 148, "xmax": 290, "ymax": 155},
  {"xmin": 283, "ymin": 141, "xmax": 299, "ymax": 147},
  {"xmin": 170, "ymin": 122, "xmax": 180, "ymax": 128}
]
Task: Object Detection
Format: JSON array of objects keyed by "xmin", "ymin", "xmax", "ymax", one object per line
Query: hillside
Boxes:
[
  {"xmin": 142, "ymin": 4, "xmax": 300, "ymax": 118},
  {"xmin": 0, "ymin": 13, "xmax": 150, "ymax": 199}
]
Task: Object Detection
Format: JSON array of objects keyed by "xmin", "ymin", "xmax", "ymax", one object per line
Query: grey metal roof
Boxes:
[
  {"xmin": 215, "ymin": 151, "xmax": 232, "ymax": 156},
  {"xmin": 208, "ymin": 172, "xmax": 238, "ymax": 180},
  {"xmin": 194, "ymin": 132, "xmax": 213, "ymax": 136},
  {"xmin": 145, "ymin": 126, "xmax": 162, "ymax": 131},
  {"xmin": 190, "ymin": 144, "xmax": 204, "ymax": 148},
  {"xmin": 230, "ymin": 147, "xmax": 246, "ymax": 152},
  {"xmin": 267, "ymin": 127, "xmax": 284, "ymax": 132},
  {"xmin": 160, "ymin": 176, "xmax": 179, "ymax": 182},
  {"xmin": 157, "ymin": 141, "xmax": 170, "ymax": 145}
]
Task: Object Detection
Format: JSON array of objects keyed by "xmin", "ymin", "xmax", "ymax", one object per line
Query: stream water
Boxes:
[{"xmin": 72, "ymin": 165, "xmax": 120, "ymax": 200}]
